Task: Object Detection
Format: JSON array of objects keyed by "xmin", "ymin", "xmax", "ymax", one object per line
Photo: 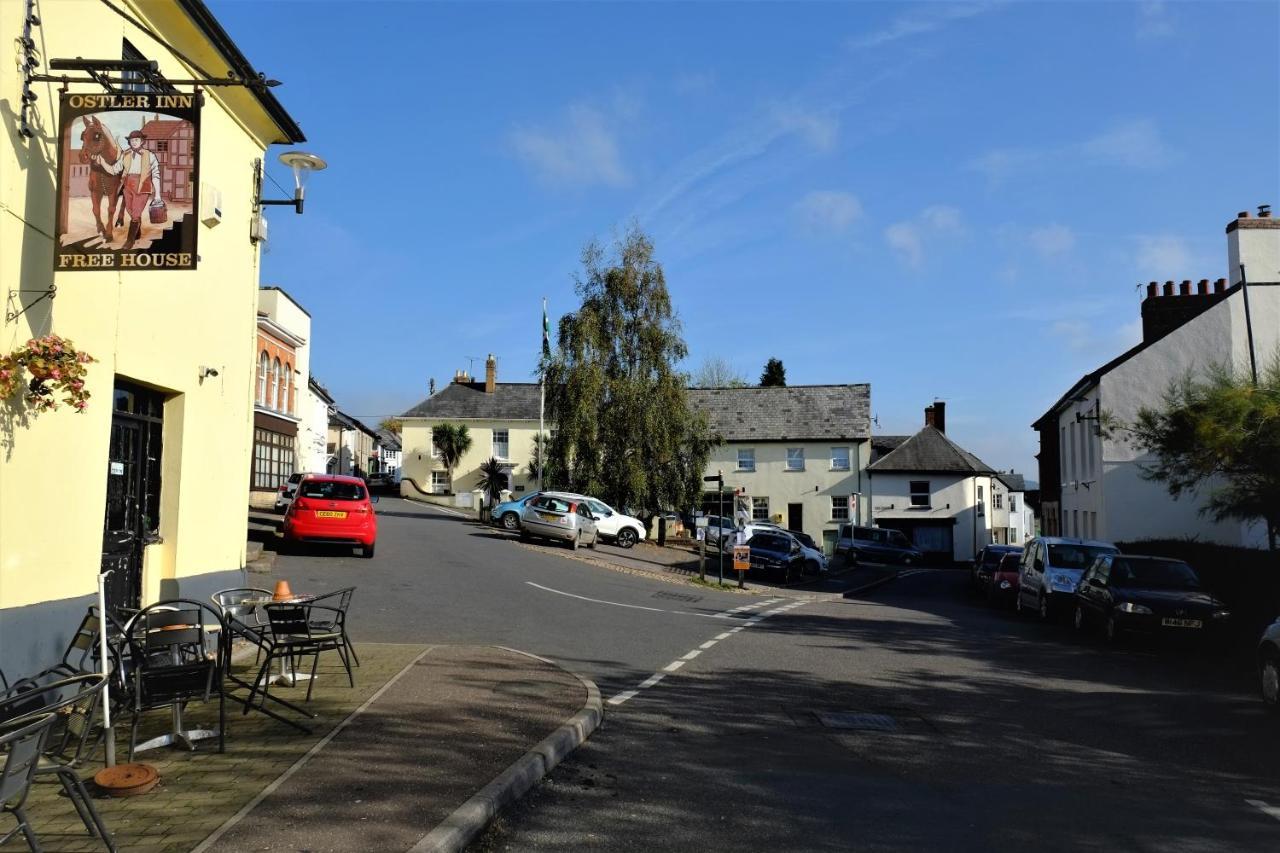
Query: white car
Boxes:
[
  {"xmin": 580, "ymin": 497, "xmax": 647, "ymax": 549},
  {"xmin": 273, "ymin": 472, "xmax": 306, "ymax": 512}
]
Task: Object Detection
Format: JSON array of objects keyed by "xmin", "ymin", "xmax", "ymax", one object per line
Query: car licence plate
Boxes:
[
  {"xmin": 538, "ymin": 513, "xmax": 560, "ymax": 522},
  {"xmin": 1160, "ymin": 617, "xmax": 1201, "ymax": 628},
  {"xmin": 315, "ymin": 510, "xmax": 347, "ymax": 519}
]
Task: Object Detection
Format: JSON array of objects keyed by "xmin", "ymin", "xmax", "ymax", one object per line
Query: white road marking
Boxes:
[
  {"xmin": 1247, "ymin": 799, "xmax": 1280, "ymax": 823},
  {"xmin": 605, "ymin": 600, "xmax": 807, "ymax": 707},
  {"xmin": 525, "ymin": 581, "xmax": 760, "ymax": 620}
]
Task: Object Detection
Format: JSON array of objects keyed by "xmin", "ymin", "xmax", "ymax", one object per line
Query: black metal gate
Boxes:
[{"xmin": 101, "ymin": 380, "xmax": 164, "ymax": 616}]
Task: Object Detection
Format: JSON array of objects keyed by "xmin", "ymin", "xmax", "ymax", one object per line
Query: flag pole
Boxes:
[{"xmin": 539, "ymin": 296, "xmax": 546, "ymax": 491}]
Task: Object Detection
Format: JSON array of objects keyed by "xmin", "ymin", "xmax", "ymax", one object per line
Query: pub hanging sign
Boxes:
[{"xmin": 55, "ymin": 92, "xmax": 200, "ymax": 272}]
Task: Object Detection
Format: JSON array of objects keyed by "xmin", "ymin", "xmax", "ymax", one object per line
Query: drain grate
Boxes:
[
  {"xmin": 815, "ymin": 712, "xmax": 898, "ymax": 732},
  {"xmin": 653, "ymin": 591, "xmax": 702, "ymax": 603}
]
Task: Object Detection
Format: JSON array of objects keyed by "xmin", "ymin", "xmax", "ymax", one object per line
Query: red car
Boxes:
[
  {"xmin": 282, "ymin": 474, "xmax": 378, "ymax": 558},
  {"xmin": 987, "ymin": 552, "xmax": 1021, "ymax": 607}
]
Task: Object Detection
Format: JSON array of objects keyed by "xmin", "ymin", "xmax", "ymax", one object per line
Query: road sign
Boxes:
[
  {"xmin": 732, "ymin": 545, "xmax": 750, "ymax": 572},
  {"xmin": 695, "ymin": 516, "xmax": 709, "ymax": 528}
]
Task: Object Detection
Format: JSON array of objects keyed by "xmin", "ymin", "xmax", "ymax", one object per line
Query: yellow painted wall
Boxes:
[
  {"xmin": 400, "ymin": 418, "xmax": 542, "ymax": 496},
  {"xmin": 0, "ymin": 0, "xmax": 295, "ymax": 611}
]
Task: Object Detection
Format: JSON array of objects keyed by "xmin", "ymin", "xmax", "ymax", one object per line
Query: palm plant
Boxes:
[
  {"xmin": 431, "ymin": 422, "xmax": 472, "ymax": 493},
  {"xmin": 477, "ymin": 456, "xmax": 507, "ymax": 518}
]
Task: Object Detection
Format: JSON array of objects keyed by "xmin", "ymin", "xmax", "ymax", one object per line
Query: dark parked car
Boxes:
[
  {"xmin": 1073, "ymin": 554, "xmax": 1231, "ymax": 643},
  {"xmin": 835, "ymin": 524, "xmax": 923, "ymax": 565},
  {"xmin": 745, "ymin": 531, "xmax": 805, "ymax": 584},
  {"xmin": 987, "ymin": 552, "xmax": 1022, "ymax": 607},
  {"xmin": 1259, "ymin": 619, "xmax": 1280, "ymax": 712},
  {"xmin": 972, "ymin": 545, "xmax": 1022, "ymax": 591}
]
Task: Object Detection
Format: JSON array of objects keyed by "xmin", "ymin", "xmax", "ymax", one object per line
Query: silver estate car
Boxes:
[{"xmin": 519, "ymin": 493, "xmax": 600, "ymax": 550}]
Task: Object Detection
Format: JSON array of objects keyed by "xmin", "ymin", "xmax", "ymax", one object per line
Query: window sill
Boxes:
[
  {"xmin": 784, "ymin": 468, "xmax": 805, "ymax": 473},
  {"xmin": 736, "ymin": 468, "xmax": 755, "ymax": 473},
  {"xmin": 829, "ymin": 467, "xmax": 851, "ymax": 473}
]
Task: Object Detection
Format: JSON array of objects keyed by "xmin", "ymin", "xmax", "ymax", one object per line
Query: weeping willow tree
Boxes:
[{"xmin": 544, "ymin": 226, "xmax": 715, "ymax": 520}]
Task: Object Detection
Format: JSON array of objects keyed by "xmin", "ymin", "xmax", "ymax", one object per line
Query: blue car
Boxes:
[{"xmin": 492, "ymin": 492, "xmax": 543, "ymax": 530}]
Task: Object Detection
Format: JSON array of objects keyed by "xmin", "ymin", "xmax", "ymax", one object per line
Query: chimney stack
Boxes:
[
  {"xmin": 924, "ymin": 401, "xmax": 946, "ymax": 434},
  {"xmin": 1226, "ymin": 204, "xmax": 1280, "ymax": 286},
  {"xmin": 485, "ymin": 354, "xmax": 496, "ymax": 394}
]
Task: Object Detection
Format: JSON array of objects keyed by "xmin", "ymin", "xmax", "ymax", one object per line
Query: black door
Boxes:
[
  {"xmin": 101, "ymin": 380, "xmax": 165, "ymax": 616},
  {"xmin": 788, "ymin": 503, "xmax": 803, "ymax": 532}
]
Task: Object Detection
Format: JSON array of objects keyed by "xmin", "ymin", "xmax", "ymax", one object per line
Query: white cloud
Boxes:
[
  {"xmin": 885, "ymin": 205, "xmax": 965, "ymax": 267},
  {"xmin": 1052, "ymin": 318, "xmax": 1142, "ymax": 354},
  {"xmin": 885, "ymin": 222, "xmax": 924, "ymax": 267},
  {"xmin": 1134, "ymin": 235, "xmax": 1193, "ymax": 279},
  {"xmin": 848, "ymin": 2, "xmax": 997, "ymax": 50},
  {"xmin": 1028, "ymin": 223, "xmax": 1076, "ymax": 256},
  {"xmin": 795, "ymin": 190, "xmax": 863, "ymax": 234},
  {"xmin": 1080, "ymin": 119, "xmax": 1175, "ymax": 169},
  {"xmin": 510, "ymin": 104, "xmax": 630, "ymax": 189},
  {"xmin": 1137, "ymin": 1, "xmax": 1176, "ymax": 40},
  {"xmin": 769, "ymin": 102, "xmax": 839, "ymax": 152},
  {"xmin": 921, "ymin": 205, "xmax": 963, "ymax": 233},
  {"xmin": 970, "ymin": 118, "xmax": 1177, "ymax": 183}
]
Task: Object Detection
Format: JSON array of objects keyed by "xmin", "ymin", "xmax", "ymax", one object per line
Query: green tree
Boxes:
[
  {"xmin": 430, "ymin": 422, "xmax": 472, "ymax": 494},
  {"xmin": 378, "ymin": 417, "xmax": 403, "ymax": 435},
  {"xmin": 1123, "ymin": 355, "xmax": 1280, "ymax": 550},
  {"xmin": 760, "ymin": 357, "xmax": 786, "ymax": 387},
  {"xmin": 544, "ymin": 226, "xmax": 716, "ymax": 521},
  {"xmin": 476, "ymin": 456, "xmax": 507, "ymax": 518}
]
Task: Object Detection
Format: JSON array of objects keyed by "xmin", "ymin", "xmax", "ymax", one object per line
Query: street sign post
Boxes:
[{"xmin": 704, "ymin": 472, "xmax": 724, "ymax": 584}]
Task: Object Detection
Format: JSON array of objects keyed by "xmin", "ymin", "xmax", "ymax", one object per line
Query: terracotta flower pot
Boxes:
[{"xmin": 272, "ymin": 579, "xmax": 294, "ymax": 601}]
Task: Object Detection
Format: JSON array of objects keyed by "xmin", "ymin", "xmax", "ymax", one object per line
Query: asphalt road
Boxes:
[{"xmin": 269, "ymin": 499, "xmax": 1280, "ymax": 851}]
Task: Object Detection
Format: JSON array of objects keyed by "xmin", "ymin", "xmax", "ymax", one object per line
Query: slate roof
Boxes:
[
  {"xmin": 1001, "ymin": 472, "xmax": 1027, "ymax": 492},
  {"xmin": 868, "ymin": 426, "xmax": 997, "ymax": 475},
  {"xmin": 870, "ymin": 435, "xmax": 909, "ymax": 464},
  {"xmin": 402, "ymin": 382, "xmax": 542, "ymax": 421},
  {"xmin": 686, "ymin": 384, "xmax": 871, "ymax": 442},
  {"xmin": 376, "ymin": 429, "xmax": 402, "ymax": 451}
]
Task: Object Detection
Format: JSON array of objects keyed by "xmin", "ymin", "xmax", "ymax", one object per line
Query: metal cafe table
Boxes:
[{"xmin": 221, "ymin": 595, "xmax": 317, "ymax": 733}]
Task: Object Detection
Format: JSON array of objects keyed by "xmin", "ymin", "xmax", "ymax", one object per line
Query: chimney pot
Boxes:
[
  {"xmin": 1179, "ymin": 280, "xmax": 1191, "ymax": 296},
  {"xmin": 1146, "ymin": 282, "xmax": 1157, "ymax": 298},
  {"xmin": 1197, "ymin": 279, "xmax": 1209, "ymax": 295},
  {"xmin": 1238, "ymin": 211, "xmax": 1251, "ymax": 219},
  {"xmin": 1260, "ymin": 204, "xmax": 1272, "ymax": 218},
  {"xmin": 1162, "ymin": 282, "xmax": 1174, "ymax": 296},
  {"xmin": 1214, "ymin": 278, "xmax": 1226, "ymax": 292}
]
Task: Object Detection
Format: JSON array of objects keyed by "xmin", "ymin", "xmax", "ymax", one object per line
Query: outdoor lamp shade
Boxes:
[{"xmin": 278, "ymin": 151, "xmax": 327, "ymax": 191}]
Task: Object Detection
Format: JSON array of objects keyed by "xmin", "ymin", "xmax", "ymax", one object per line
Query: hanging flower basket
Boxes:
[{"xmin": 0, "ymin": 334, "xmax": 97, "ymax": 416}]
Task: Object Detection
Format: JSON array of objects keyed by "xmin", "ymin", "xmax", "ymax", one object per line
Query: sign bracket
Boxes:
[{"xmin": 6, "ymin": 286, "xmax": 57, "ymax": 324}]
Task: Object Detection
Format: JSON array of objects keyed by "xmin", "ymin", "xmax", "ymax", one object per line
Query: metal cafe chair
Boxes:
[
  {"xmin": 308, "ymin": 587, "xmax": 360, "ymax": 667},
  {"xmin": 0, "ymin": 676, "xmax": 115, "ymax": 852},
  {"xmin": 123, "ymin": 600, "xmax": 225, "ymax": 761},
  {"xmin": 211, "ymin": 589, "xmax": 313, "ymax": 734},
  {"xmin": 245, "ymin": 603, "xmax": 353, "ymax": 712},
  {"xmin": 0, "ymin": 714, "xmax": 57, "ymax": 853}
]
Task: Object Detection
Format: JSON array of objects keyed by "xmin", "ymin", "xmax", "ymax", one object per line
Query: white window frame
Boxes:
[
  {"xmin": 431, "ymin": 471, "xmax": 449, "ymax": 494},
  {"xmin": 257, "ymin": 352, "xmax": 268, "ymax": 405},
  {"xmin": 786, "ymin": 447, "xmax": 805, "ymax": 472},
  {"xmin": 751, "ymin": 496, "xmax": 769, "ymax": 521},
  {"xmin": 831, "ymin": 495, "xmax": 849, "ymax": 521},
  {"xmin": 830, "ymin": 446, "xmax": 850, "ymax": 471},
  {"xmin": 909, "ymin": 480, "xmax": 930, "ymax": 508},
  {"xmin": 492, "ymin": 429, "xmax": 510, "ymax": 460},
  {"xmin": 737, "ymin": 448, "xmax": 755, "ymax": 472}
]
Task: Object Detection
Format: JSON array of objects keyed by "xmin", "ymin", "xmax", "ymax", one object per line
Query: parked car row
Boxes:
[
  {"xmin": 835, "ymin": 524, "xmax": 923, "ymax": 566},
  {"xmin": 492, "ymin": 491, "xmax": 647, "ymax": 549},
  {"xmin": 973, "ymin": 536, "xmax": 1279, "ymax": 712}
]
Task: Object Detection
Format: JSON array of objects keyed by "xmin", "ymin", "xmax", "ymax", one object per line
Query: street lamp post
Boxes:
[{"xmin": 704, "ymin": 471, "xmax": 724, "ymax": 585}]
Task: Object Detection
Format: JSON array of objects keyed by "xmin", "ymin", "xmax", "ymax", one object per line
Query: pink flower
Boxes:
[
  {"xmin": 74, "ymin": 400, "xmax": 87, "ymax": 410},
  {"xmin": 49, "ymin": 369, "xmax": 62, "ymax": 380},
  {"xmin": 70, "ymin": 379, "xmax": 83, "ymax": 390}
]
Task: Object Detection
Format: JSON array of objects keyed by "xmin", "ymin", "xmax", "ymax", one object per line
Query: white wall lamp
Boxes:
[{"xmin": 256, "ymin": 151, "xmax": 327, "ymax": 215}]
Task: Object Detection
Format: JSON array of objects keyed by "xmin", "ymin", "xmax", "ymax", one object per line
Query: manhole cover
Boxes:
[
  {"xmin": 815, "ymin": 712, "xmax": 898, "ymax": 732},
  {"xmin": 653, "ymin": 591, "xmax": 702, "ymax": 603}
]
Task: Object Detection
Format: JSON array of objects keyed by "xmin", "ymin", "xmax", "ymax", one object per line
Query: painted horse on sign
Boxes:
[{"xmin": 78, "ymin": 115, "xmax": 121, "ymax": 242}]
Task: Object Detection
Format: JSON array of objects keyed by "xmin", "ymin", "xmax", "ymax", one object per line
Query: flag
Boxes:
[{"xmin": 542, "ymin": 298, "xmax": 550, "ymax": 358}]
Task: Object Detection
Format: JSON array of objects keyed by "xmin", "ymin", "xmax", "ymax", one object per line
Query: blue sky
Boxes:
[{"xmin": 213, "ymin": 0, "xmax": 1279, "ymax": 478}]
